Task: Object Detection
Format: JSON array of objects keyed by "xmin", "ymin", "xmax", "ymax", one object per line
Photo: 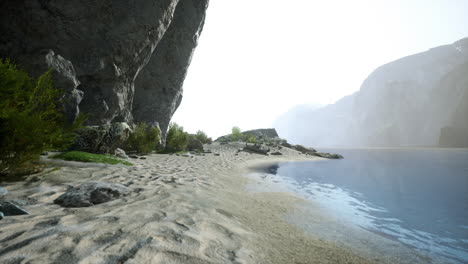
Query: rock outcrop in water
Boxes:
[
  {"xmin": 275, "ymin": 37, "xmax": 468, "ymax": 148},
  {"xmin": 0, "ymin": 0, "xmax": 209, "ymax": 145}
]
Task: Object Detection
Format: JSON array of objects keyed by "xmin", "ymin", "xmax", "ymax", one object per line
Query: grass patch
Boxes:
[{"xmin": 51, "ymin": 151, "xmax": 133, "ymax": 166}]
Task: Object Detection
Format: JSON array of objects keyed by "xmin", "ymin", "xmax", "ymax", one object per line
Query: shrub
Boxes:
[
  {"xmin": 194, "ymin": 130, "xmax": 212, "ymax": 144},
  {"xmin": 166, "ymin": 123, "xmax": 190, "ymax": 152},
  {"xmin": 229, "ymin": 126, "xmax": 243, "ymax": 141},
  {"xmin": 0, "ymin": 59, "xmax": 84, "ymax": 176},
  {"xmin": 125, "ymin": 122, "xmax": 160, "ymax": 154},
  {"xmin": 245, "ymin": 134, "xmax": 257, "ymax": 143},
  {"xmin": 52, "ymin": 151, "xmax": 133, "ymax": 166}
]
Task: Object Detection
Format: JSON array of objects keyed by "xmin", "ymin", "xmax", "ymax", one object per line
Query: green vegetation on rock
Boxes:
[
  {"xmin": 0, "ymin": 59, "xmax": 85, "ymax": 176},
  {"xmin": 245, "ymin": 134, "xmax": 257, "ymax": 143},
  {"xmin": 52, "ymin": 151, "xmax": 133, "ymax": 166},
  {"xmin": 125, "ymin": 122, "xmax": 160, "ymax": 154}
]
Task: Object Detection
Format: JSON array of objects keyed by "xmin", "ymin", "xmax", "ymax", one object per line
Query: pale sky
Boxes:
[{"xmin": 172, "ymin": 0, "xmax": 468, "ymax": 139}]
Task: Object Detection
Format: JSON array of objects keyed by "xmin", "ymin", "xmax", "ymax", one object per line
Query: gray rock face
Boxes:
[
  {"xmin": 242, "ymin": 128, "xmax": 279, "ymax": 139},
  {"xmin": 275, "ymin": 37, "xmax": 468, "ymax": 147},
  {"xmin": 54, "ymin": 182, "xmax": 130, "ymax": 208},
  {"xmin": 72, "ymin": 122, "xmax": 132, "ymax": 154},
  {"xmin": 215, "ymin": 128, "xmax": 280, "ymax": 142},
  {"xmin": 0, "ymin": 0, "xmax": 209, "ymax": 143},
  {"xmin": 133, "ymin": 0, "xmax": 209, "ymax": 141}
]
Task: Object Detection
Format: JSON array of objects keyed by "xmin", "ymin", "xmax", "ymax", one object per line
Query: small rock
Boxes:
[
  {"xmin": 0, "ymin": 187, "xmax": 8, "ymax": 196},
  {"xmin": 0, "ymin": 201, "xmax": 29, "ymax": 216},
  {"xmin": 129, "ymin": 155, "xmax": 139, "ymax": 159},
  {"xmin": 204, "ymin": 150, "xmax": 212, "ymax": 154},
  {"xmin": 139, "ymin": 157, "xmax": 147, "ymax": 160},
  {"xmin": 214, "ymin": 153, "xmax": 220, "ymax": 156},
  {"xmin": 270, "ymin": 151, "xmax": 283, "ymax": 155},
  {"xmin": 0, "ymin": 212, "xmax": 4, "ymax": 220},
  {"xmin": 54, "ymin": 182, "xmax": 130, "ymax": 208},
  {"xmin": 40, "ymin": 152, "xmax": 49, "ymax": 156},
  {"xmin": 28, "ymin": 176, "xmax": 41, "ymax": 182},
  {"xmin": 182, "ymin": 154, "xmax": 191, "ymax": 157},
  {"xmin": 114, "ymin": 148, "xmax": 129, "ymax": 159}
]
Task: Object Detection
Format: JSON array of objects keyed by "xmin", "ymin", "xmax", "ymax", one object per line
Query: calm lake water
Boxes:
[{"xmin": 266, "ymin": 148, "xmax": 468, "ymax": 264}]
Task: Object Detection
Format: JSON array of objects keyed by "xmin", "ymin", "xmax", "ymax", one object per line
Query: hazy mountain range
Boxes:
[{"xmin": 275, "ymin": 37, "xmax": 468, "ymax": 148}]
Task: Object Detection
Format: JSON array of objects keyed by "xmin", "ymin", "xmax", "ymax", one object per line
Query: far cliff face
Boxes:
[
  {"xmin": 275, "ymin": 38, "xmax": 468, "ymax": 148},
  {"xmin": 0, "ymin": 0, "xmax": 208, "ymax": 140}
]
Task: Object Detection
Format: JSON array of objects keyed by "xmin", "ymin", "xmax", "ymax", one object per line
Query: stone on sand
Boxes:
[
  {"xmin": 54, "ymin": 182, "xmax": 130, "ymax": 207},
  {"xmin": 0, "ymin": 201, "xmax": 29, "ymax": 216}
]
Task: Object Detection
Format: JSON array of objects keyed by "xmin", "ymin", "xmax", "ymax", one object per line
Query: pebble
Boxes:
[{"xmin": 0, "ymin": 187, "xmax": 7, "ymax": 196}]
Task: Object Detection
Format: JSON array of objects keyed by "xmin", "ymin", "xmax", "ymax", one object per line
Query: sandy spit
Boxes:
[{"xmin": 0, "ymin": 142, "xmax": 426, "ymax": 264}]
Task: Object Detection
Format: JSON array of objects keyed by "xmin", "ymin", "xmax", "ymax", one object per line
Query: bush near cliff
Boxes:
[
  {"xmin": 194, "ymin": 130, "xmax": 212, "ymax": 144},
  {"xmin": 0, "ymin": 59, "xmax": 84, "ymax": 177},
  {"xmin": 229, "ymin": 126, "xmax": 243, "ymax": 141},
  {"xmin": 125, "ymin": 122, "xmax": 160, "ymax": 154},
  {"xmin": 165, "ymin": 123, "xmax": 190, "ymax": 152}
]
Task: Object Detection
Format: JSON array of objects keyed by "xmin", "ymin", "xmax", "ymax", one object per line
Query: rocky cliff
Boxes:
[
  {"xmin": 275, "ymin": 37, "xmax": 468, "ymax": 148},
  {"xmin": 0, "ymin": 0, "xmax": 208, "ymax": 141}
]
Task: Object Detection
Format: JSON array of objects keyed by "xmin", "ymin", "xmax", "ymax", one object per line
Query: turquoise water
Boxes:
[{"xmin": 267, "ymin": 148, "xmax": 468, "ymax": 264}]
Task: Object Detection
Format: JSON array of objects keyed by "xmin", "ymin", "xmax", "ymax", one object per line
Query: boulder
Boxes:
[
  {"xmin": 243, "ymin": 143, "xmax": 270, "ymax": 155},
  {"xmin": 54, "ymin": 182, "xmax": 130, "ymax": 208},
  {"xmin": 187, "ymin": 138, "xmax": 204, "ymax": 152},
  {"xmin": 72, "ymin": 122, "xmax": 132, "ymax": 154},
  {"xmin": 0, "ymin": 187, "xmax": 7, "ymax": 196},
  {"xmin": 114, "ymin": 148, "xmax": 129, "ymax": 159},
  {"xmin": 270, "ymin": 151, "xmax": 283, "ymax": 155},
  {"xmin": 0, "ymin": 201, "xmax": 29, "ymax": 216}
]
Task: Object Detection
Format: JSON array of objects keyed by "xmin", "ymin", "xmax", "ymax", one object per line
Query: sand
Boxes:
[{"xmin": 0, "ymin": 142, "xmax": 431, "ymax": 263}]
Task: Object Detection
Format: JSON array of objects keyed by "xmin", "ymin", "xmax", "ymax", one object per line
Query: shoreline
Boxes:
[{"xmin": 0, "ymin": 142, "xmax": 431, "ymax": 263}]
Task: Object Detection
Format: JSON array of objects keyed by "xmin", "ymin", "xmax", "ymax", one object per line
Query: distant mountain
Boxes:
[{"xmin": 274, "ymin": 38, "xmax": 468, "ymax": 148}]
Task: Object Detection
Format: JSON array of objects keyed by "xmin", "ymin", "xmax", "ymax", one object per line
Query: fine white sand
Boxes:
[{"xmin": 0, "ymin": 142, "xmax": 432, "ymax": 263}]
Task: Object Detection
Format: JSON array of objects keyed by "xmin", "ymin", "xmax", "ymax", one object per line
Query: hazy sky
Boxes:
[{"xmin": 172, "ymin": 0, "xmax": 468, "ymax": 138}]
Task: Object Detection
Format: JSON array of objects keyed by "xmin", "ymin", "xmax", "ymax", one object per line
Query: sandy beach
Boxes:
[{"xmin": 0, "ymin": 142, "xmax": 430, "ymax": 264}]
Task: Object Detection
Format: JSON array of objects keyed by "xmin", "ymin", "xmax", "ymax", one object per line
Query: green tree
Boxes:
[
  {"xmin": 0, "ymin": 59, "xmax": 84, "ymax": 176},
  {"xmin": 166, "ymin": 123, "xmax": 190, "ymax": 152},
  {"xmin": 194, "ymin": 130, "xmax": 212, "ymax": 144},
  {"xmin": 125, "ymin": 122, "xmax": 160, "ymax": 154},
  {"xmin": 229, "ymin": 126, "xmax": 243, "ymax": 141}
]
